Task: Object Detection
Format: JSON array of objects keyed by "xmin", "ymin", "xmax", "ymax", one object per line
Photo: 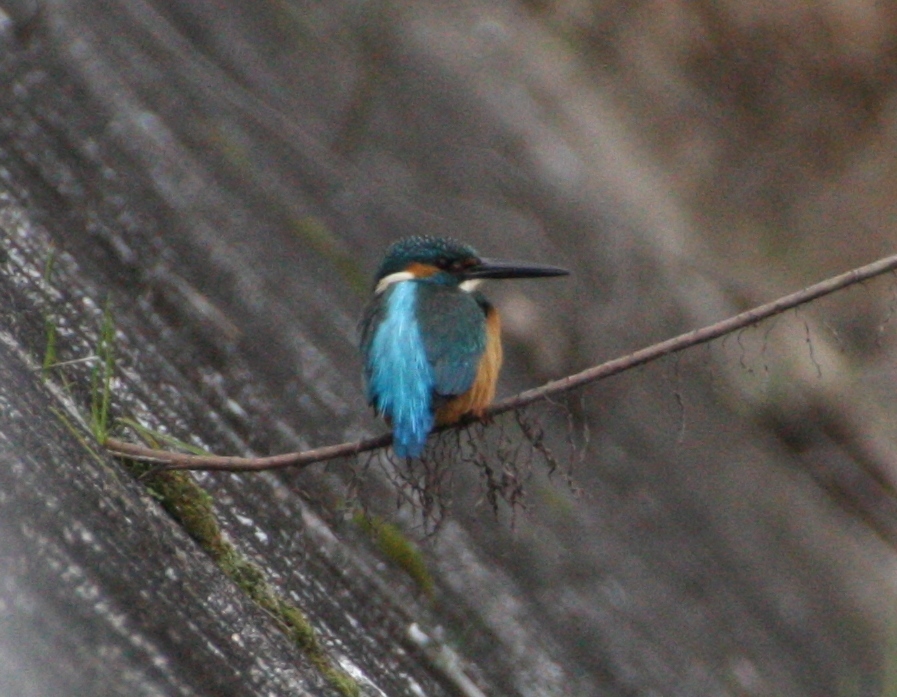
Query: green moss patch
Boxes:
[
  {"xmin": 354, "ymin": 512, "xmax": 434, "ymax": 597},
  {"xmin": 132, "ymin": 463, "xmax": 359, "ymax": 697}
]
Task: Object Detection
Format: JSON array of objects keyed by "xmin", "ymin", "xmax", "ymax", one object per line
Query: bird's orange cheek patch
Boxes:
[{"xmin": 406, "ymin": 262, "xmax": 440, "ymax": 278}]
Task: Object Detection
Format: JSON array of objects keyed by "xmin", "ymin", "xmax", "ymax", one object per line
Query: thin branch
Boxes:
[
  {"xmin": 106, "ymin": 432, "xmax": 393, "ymax": 472},
  {"xmin": 104, "ymin": 252, "xmax": 897, "ymax": 472}
]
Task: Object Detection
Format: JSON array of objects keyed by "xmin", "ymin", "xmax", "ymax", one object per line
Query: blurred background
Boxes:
[{"xmin": 1, "ymin": 0, "xmax": 896, "ymax": 695}]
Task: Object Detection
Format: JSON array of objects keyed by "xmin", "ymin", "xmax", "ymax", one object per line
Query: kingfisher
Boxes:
[{"xmin": 360, "ymin": 236, "xmax": 569, "ymax": 458}]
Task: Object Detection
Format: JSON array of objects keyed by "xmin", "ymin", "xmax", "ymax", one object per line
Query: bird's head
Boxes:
[{"xmin": 373, "ymin": 236, "xmax": 568, "ymax": 295}]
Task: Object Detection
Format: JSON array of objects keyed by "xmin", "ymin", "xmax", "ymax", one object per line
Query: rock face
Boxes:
[{"xmin": 0, "ymin": 1, "xmax": 891, "ymax": 695}]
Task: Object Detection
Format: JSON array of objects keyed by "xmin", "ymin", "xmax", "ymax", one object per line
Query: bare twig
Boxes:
[
  {"xmin": 105, "ymin": 432, "xmax": 393, "ymax": 472},
  {"xmin": 104, "ymin": 252, "xmax": 897, "ymax": 472}
]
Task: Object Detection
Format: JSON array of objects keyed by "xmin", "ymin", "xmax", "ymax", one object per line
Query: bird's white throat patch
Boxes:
[
  {"xmin": 375, "ymin": 271, "xmax": 415, "ymax": 295},
  {"xmin": 459, "ymin": 279, "xmax": 483, "ymax": 292}
]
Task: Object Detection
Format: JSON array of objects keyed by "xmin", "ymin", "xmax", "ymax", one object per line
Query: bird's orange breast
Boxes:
[{"xmin": 435, "ymin": 306, "xmax": 503, "ymax": 426}]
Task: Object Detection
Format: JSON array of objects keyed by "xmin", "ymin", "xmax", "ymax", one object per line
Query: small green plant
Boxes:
[
  {"xmin": 51, "ymin": 407, "xmax": 105, "ymax": 465},
  {"xmin": 117, "ymin": 418, "xmax": 211, "ymax": 456},
  {"xmin": 57, "ymin": 294, "xmax": 358, "ymax": 696},
  {"xmin": 89, "ymin": 299, "xmax": 115, "ymax": 442}
]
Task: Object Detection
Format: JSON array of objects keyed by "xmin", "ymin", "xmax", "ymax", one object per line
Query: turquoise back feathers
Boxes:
[
  {"xmin": 361, "ymin": 281, "xmax": 439, "ymax": 457},
  {"xmin": 360, "ymin": 236, "xmax": 569, "ymax": 458}
]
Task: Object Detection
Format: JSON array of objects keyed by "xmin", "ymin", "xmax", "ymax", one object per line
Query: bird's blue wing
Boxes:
[{"xmin": 416, "ymin": 284, "xmax": 487, "ymax": 398}]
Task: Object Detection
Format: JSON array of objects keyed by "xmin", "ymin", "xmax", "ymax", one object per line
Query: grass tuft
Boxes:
[
  {"xmin": 116, "ymin": 418, "xmax": 211, "ymax": 456},
  {"xmin": 57, "ymin": 296, "xmax": 359, "ymax": 696},
  {"xmin": 89, "ymin": 299, "xmax": 115, "ymax": 442}
]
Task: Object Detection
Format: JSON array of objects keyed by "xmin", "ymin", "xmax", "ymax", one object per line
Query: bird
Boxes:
[{"xmin": 360, "ymin": 236, "xmax": 569, "ymax": 458}]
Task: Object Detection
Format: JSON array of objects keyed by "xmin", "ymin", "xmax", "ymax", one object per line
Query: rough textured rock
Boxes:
[{"xmin": 0, "ymin": 1, "xmax": 894, "ymax": 695}]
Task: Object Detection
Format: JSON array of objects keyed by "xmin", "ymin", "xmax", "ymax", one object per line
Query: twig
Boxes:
[
  {"xmin": 104, "ymin": 252, "xmax": 897, "ymax": 472},
  {"xmin": 106, "ymin": 432, "xmax": 393, "ymax": 472}
]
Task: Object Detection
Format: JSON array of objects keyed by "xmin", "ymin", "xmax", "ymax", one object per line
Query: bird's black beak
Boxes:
[{"xmin": 463, "ymin": 257, "xmax": 570, "ymax": 280}]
